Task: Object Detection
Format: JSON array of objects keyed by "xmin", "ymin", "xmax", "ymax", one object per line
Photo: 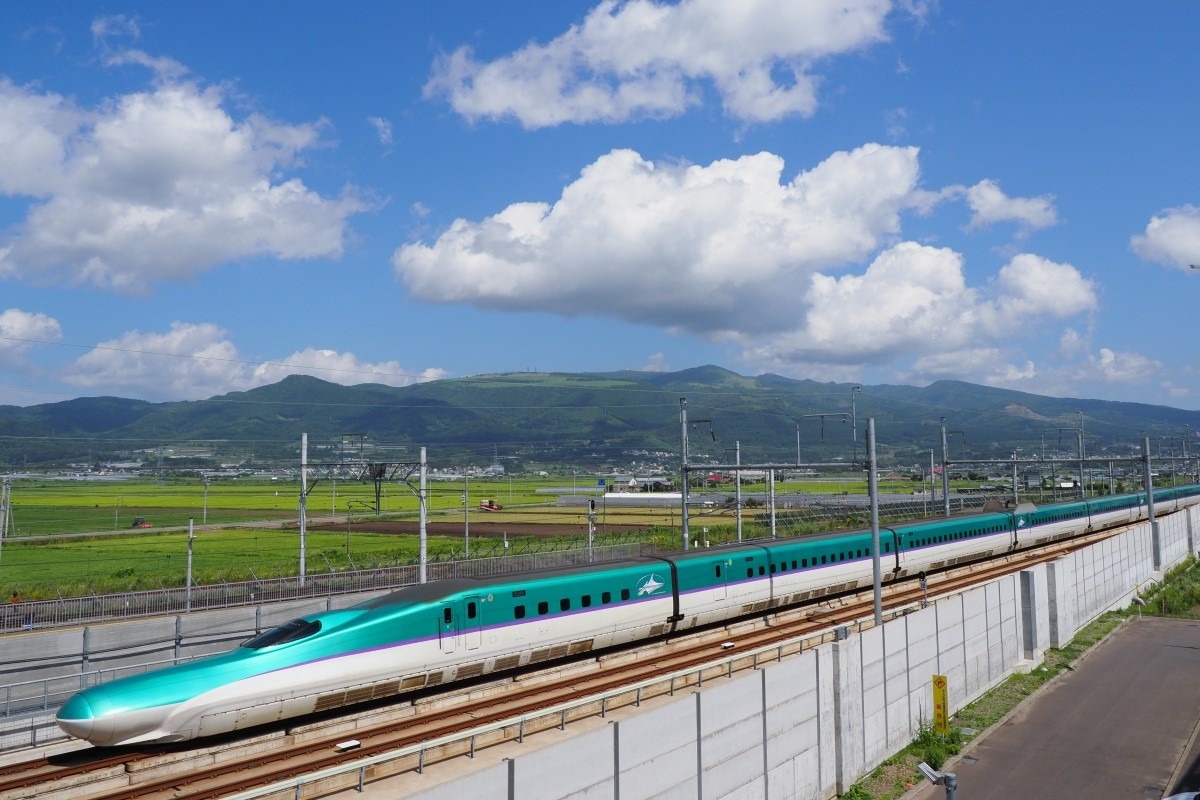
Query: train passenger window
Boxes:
[
  {"xmin": 779, "ymin": 562, "xmax": 787, "ymax": 572},
  {"xmin": 560, "ymin": 598, "xmax": 571, "ymax": 611},
  {"xmin": 538, "ymin": 601, "xmax": 549, "ymax": 615},
  {"xmin": 821, "ymin": 555, "xmax": 827, "ymax": 564},
  {"xmin": 770, "ymin": 563, "xmax": 777, "ymax": 574},
  {"xmin": 747, "ymin": 568, "xmax": 754, "ymax": 578},
  {"xmin": 715, "ymin": 565, "xmax": 722, "ymax": 578},
  {"xmin": 759, "ymin": 566, "xmax": 766, "ymax": 576},
  {"xmin": 467, "ymin": 602, "xmax": 477, "ymax": 619},
  {"xmin": 514, "ymin": 605, "xmax": 526, "ymax": 619},
  {"xmin": 621, "ymin": 589, "xmax": 631, "ymax": 601},
  {"xmin": 602, "ymin": 592, "xmax": 612, "ymax": 604},
  {"xmin": 582, "ymin": 595, "xmax": 592, "ymax": 607},
  {"xmin": 802, "ymin": 558, "xmax": 808, "ymax": 567},
  {"xmin": 791, "ymin": 560, "xmax": 798, "ymax": 569},
  {"xmin": 443, "ymin": 608, "xmax": 452, "ymax": 624}
]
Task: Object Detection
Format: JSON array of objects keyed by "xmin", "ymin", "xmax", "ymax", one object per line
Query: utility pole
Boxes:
[
  {"xmin": 0, "ymin": 477, "xmax": 9, "ymax": 565},
  {"xmin": 680, "ymin": 398, "xmax": 690, "ymax": 552},
  {"xmin": 1077, "ymin": 411, "xmax": 1086, "ymax": 499},
  {"xmin": 939, "ymin": 420, "xmax": 965, "ymax": 518},
  {"xmin": 299, "ymin": 433, "xmax": 308, "ymax": 588},
  {"xmin": 851, "ymin": 385, "xmax": 862, "ymax": 467},
  {"xmin": 588, "ymin": 499, "xmax": 596, "ymax": 561},
  {"xmin": 867, "ymin": 418, "xmax": 882, "ymax": 626},
  {"xmin": 928, "ymin": 449, "xmax": 935, "ymax": 516},
  {"xmin": 678, "ymin": 398, "xmax": 715, "ymax": 552},
  {"xmin": 1144, "ymin": 437, "xmax": 1160, "ymax": 569},
  {"xmin": 768, "ymin": 468, "xmax": 776, "ymax": 539},
  {"xmin": 735, "ymin": 441, "xmax": 743, "ymax": 543},
  {"xmin": 419, "ymin": 446, "xmax": 428, "ymax": 583},
  {"xmin": 186, "ymin": 518, "xmax": 194, "ymax": 612},
  {"xmin": 1011, "ymin": 451, "xmax": 1019, "ymax": 505},
  {"xmin": 940, "ymin": 418, "xmax": 951, "ymax": 518}
]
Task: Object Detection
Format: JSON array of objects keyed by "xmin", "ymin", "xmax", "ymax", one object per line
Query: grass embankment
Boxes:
[{"xmin": 847, "ymin": 557, "xmax": 1200, "ymax": 799}]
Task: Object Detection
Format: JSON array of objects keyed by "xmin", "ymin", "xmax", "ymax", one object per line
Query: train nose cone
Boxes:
[{"xmin": 56, "ymin": 694, "xmax": 94, "ymax": 742}]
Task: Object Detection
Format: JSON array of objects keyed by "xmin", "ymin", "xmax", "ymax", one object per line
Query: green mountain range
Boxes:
[{"xmin": 2, "ymin": 367, "xmax": 1198, "ymax": 471}]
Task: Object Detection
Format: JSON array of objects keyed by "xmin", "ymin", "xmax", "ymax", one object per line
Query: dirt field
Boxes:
[{"xmin": 311, "ymin": 520, "xmax": 651, "ymax": 538}]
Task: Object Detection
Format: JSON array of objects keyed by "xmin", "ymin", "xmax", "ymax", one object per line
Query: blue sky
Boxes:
[{"xmin": 2, "ymin": 1, "xmax": 1199, "ymax": 409}]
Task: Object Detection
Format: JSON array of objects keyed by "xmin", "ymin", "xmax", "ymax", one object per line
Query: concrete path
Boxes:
[{"xmin": 908, "ymin": 616, "xmax": 1200, "ymax": 800}]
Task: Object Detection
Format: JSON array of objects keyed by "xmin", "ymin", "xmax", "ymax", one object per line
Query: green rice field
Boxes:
[{"xmin": 0, "ymin": 473, "xmax": 882, "ymax": 599}]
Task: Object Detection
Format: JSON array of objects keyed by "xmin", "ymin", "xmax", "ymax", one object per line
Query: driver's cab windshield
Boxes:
[{"xmin": 242, "ymin": 618, "xmax": 322, "ymax": 649}]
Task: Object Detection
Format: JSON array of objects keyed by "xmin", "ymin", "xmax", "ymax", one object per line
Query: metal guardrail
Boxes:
[
  {"xmin": 0, "ymin": 542, "xmax": 655, "ymax": 635},
  {"xmin": 2, "ymin": 653, "xmax": 201, "ymax": 720}
]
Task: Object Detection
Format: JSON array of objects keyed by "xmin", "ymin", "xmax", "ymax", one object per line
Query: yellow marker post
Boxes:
[{"xmin": 932, "ymin": 674, "xmax": 949, "ymax": 733}]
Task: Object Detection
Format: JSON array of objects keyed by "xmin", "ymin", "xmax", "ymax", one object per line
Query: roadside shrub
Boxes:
[{"xmin": 913, "ymin": 718, "xmax": 962, "ymax": 770}]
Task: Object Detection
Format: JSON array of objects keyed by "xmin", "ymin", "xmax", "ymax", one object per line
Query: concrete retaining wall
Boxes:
[{"xmin": 408, "ymin": 507, "xmax": 1200, "ymax": 800}]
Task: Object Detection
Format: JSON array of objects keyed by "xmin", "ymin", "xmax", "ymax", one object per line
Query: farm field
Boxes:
[
  {"xmin": 0, "ymin": 475, "xmax": 782, "ymax": 598},
  {"xmin": 1, "ymin": 470, "xmax": 1024, "ymax": 600},
  {"xmin": 0, "ymin": 473, "xmax": 890, "ymax": 537}
]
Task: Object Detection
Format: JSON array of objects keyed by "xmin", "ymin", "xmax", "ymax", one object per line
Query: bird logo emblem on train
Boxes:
[
  {"xmin": 1017, "ymin": 517, "xmax": 1027, "ymax": 528},
  {"xmin": 636, "ymin": 574, "xmax": 665, "ymax": 596}
]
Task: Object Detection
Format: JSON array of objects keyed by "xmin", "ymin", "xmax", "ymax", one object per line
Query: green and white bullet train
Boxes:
[{"xmin": 57, "ymin": 484, "xmax": 1200, "ymax": 746}]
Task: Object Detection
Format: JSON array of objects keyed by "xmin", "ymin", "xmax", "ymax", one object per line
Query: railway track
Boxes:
[{"xmin": 0, "ymin": 522, "xmax": 1134, "ymax": 800}]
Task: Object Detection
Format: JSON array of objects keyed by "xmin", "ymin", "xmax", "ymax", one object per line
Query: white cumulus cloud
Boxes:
[
  {"xmin": 0, "ymin": 73, "xmax": 367, "ymax": 293},
  {"xmin": 963, "ymin": 179, "xmax": 1058, "ymax": 231},
  {"xmin": 425, "ymin": 0, "xmax": 892, "ymax": 127},
  {"xmin": 737, "ymin": 245, "xmax": 1095, "ymax": 369},
  {"xmin": 394, "ymin": 143, "xmax": 1097, "ymax": 385},
  {"xmin": 368, "ymin": 116, "xmax": 393, "ymax": 146},
  {"xmin": 903, "ymin": 349, "xmax": 1036, "ymax": 385},
  {"xmin": 0, "ymin": 308, "xmax": 63, "ymax": 366},
  {"xmin": 1086, "ymin": 347, "xmax": 1161, "ymax": 384},
  {"xmin": 251, "ymin": 349, "xmax": 446, "ymax": 387},
  {"xmin": 64, "ymin": 323, "xmax": 444, "ymax": 401},
  {"xmin": 1130, "ymin": 205, "xmax": 1200, "ymax": 269},
  {"xmin": 395, "ymin": 144, "xmax": 924, "ymax": 336},
  {"xmin": 641, "ymin": 352, "xmax": 671, "ymax": 372}
]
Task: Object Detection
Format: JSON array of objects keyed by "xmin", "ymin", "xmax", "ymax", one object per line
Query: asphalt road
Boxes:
[{"xmin": 908, "ymin": 616, "xmax": 1200, "ymax": 799}]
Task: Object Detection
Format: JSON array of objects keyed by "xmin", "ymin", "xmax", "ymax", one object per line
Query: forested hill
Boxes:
[{"xmin": 2, "ymin": 367, "xmax": 1198, "ymax": 469}]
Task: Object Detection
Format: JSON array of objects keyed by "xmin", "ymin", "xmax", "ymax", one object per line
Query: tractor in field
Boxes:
[
  {"xmin": 478, "ymin": 500, "xmax": 503, "ymax": 511},
  {"xmin": 130, "ymin": 517, "xmax": 152, "ymax": 528}
]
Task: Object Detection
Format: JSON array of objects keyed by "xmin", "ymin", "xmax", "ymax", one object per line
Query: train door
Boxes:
[
  {"xmin": 464, "ymin": 596, "xmax": 482, "ymax": 650},
  {"xmin": 440, "ymin": 603, "xmax": 457, "ymax": 654},
  {"xmin": 712, "ymin": 561, "xmax": 728, "ymax": 601}
]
